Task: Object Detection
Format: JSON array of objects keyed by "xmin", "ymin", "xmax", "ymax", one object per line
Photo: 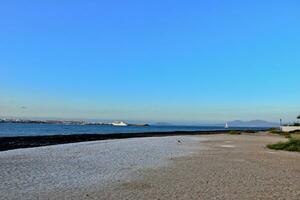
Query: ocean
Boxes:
[{"xmin": 0, "ymin": 123, "xmax": 267, "ymax": 137}]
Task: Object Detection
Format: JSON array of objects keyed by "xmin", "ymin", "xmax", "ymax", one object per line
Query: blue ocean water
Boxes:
[{"xmin": 0, "ymin": 123, "xmax": 267, "ymax": 137}]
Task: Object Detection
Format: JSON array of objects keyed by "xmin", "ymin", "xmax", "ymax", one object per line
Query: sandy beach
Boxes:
[{"xmin": 1, "ymin": 133, "xmax": 300, "ymax": 200}]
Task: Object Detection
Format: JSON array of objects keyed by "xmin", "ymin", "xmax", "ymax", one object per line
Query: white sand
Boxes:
[{"xmin": 0, "ymin": 136, "xmax": 206, "ymax": 200}]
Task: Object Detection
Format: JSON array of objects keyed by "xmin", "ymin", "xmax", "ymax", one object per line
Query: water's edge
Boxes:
[{"xmin": 0, "ymin": 129, "xmax": 268, "ymax": 152}]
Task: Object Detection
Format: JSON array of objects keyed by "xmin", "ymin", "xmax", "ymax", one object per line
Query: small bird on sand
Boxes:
[{"xmin": 177, "ymin": 140, "xmax": 182, "ymax": 144}]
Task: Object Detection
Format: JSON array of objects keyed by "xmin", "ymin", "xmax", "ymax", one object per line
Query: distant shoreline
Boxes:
[
  {"xmin": 0, "ymin": 120, "xmax": 149, "ymax": 127},
  {"xmin": 0, "ymin": 129, "xmax": 268, "ymax": 152}
]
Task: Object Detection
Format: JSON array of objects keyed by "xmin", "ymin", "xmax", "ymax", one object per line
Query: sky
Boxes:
[{"xmin": 0, "ymin": 0, "xmax": 299, "ymax": 124}]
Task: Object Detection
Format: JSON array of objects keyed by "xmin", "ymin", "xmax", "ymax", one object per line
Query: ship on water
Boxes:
[{"xmin": 111, "ymin": 121, "xmax": 128, "ymax": 126}]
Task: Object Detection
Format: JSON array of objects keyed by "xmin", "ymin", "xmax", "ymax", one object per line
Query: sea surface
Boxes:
[{"xmin": 0, "ymin": 123, "xmax": 267, "ymax": 137}]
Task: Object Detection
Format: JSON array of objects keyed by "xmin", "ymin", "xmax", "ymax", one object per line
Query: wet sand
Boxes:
[
  {"xmin": 0, "ymin": 130, "xmax": 233, "ymax": 151},
  {"xmin": 1, "ymin": 133, "xmax": 300, "ymax": 200}
]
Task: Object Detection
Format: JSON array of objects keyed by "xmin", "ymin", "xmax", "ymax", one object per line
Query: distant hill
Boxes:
[{"xmin": 228, "ymin": 120, "xmax": 279, "ymax": 127}]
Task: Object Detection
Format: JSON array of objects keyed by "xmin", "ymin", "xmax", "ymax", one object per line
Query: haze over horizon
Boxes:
[
  {"xmin": 1, "ymin": 1, "xmax": 299, "ymax": 123},
  {"xmin": 0, "ymin": 115, "xmax": 281, "ymax": 126}
]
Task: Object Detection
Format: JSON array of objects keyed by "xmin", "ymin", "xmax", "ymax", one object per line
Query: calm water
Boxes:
[{"xmin": 0, "ymin": 123, "xmax": 267, "ymax": 137}]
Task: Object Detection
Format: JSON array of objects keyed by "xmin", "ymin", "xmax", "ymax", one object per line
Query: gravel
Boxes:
[
  {"xmin": 0, "ymin": 136, "xmax": 206, "ymax": 200},
  {"xmin": 2, "ymin": 134, "xmax": 300, "ymax": 200}
]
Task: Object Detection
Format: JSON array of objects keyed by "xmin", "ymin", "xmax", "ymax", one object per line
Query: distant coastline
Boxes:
[
  {"xmin": 0, "ymin": 118, "xmax": 279, "ymax": 127},
  {"xmin": 0, "ymin": 118, "xmax": 149, "ymax": 127}
]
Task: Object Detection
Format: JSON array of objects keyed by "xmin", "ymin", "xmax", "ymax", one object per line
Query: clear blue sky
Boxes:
[{"xmin": 0, "ymin": 0, "xmax": 299, "ymax": 123}]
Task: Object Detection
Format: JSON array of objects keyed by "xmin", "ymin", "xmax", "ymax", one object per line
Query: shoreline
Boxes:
[
  {"xmin": 2, "ymin": 134, "xmax": 299, "ymax": 199},
  {"xmin": 0, "ymin": 129, "xmax": 266, "ymax": 151},
  {"xmin": 0, "ymin": 135, "xmax": 206, "ymax": 200}
]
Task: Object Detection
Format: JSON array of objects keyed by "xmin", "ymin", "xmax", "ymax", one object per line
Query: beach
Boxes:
[{"xmin": 1, "ymin": 133, "xmax": 300, "ymax": 200}]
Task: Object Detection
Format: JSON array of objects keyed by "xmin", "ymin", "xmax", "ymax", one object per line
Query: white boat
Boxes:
[
  {"xmin": 225, "ymin": 122, "xmax": 229, "ymax": 129},
  {"xmin": 112, "ymin": 121, "xmax": 128, "ymax": 126}
]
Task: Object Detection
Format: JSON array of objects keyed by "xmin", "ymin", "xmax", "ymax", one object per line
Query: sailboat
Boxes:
[{"xmin": 225, "ymin": 122, "xmax": 229, "ymax": 129}]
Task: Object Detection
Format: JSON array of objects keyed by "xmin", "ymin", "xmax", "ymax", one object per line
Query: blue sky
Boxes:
[{"xmin": 0, "ymin": 0, "xmax": 299, "ymax": 123}]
